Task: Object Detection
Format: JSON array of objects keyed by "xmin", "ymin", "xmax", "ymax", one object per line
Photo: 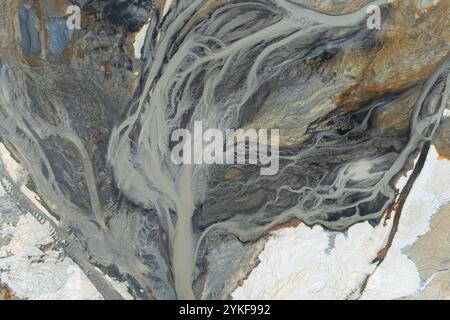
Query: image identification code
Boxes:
[{"xmin": 179, "ymin": 304, "xmax": 271, "ymax": 317}]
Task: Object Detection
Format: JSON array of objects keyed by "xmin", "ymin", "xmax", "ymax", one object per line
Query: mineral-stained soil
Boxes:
[{"xmin": 0, "ymin": 0, "xmax": 449, "ymax": 299}]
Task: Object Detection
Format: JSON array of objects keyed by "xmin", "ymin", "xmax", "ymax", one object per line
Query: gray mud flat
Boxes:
[{"xmin": 0, "ymin": 0, "xmax": 449, "ymax": 299}]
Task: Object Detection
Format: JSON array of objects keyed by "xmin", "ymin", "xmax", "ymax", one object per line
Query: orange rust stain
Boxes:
[
  {"xmin": 4, "ymin": 290, "xmax": 12, "ymax": 300},
  {"xmin": 382, "ymin": 189, "xmax": 401, "ymax": 226},
  {"xmin": 336, "ymin": 92, "xmax": 345, "ymax": 106},
  {"xmin": 224, "ymin": 168, "xmax": 241, "ymax": 180},
  {"xmin": 335, "ymin": 54, "xmax": 448, "ymax": 113},
  {"xmin": 29, "ymin": 57, "xmax": 40, "ymax": 67},
  {"xmin": 334, "ymin": 84, "xmax": 362, "ymax": 113},
  {"xmin": 0, "ymin": 284, "xmax": 13, "ymax": 300},
  {"xmin": 269, "ymin": 218, "xmax": 302, "ymax": 233},
  {"xmin": 53, "ymin": 0, "xmax": 67, "ymax": 14},
  {"xmin": 104, "ymin": 62, "xmax": 112, "ymax": 77},
  {"xmin": 332, "ymin": 0, "xmax": 450, "ymax": 112},
  {"xmin": 383, "ymin": 208, "xmax": 393, "ymax": 227},
  {"xmin": 43, "ymin": 28, "xmax": 49, "ymax": 46},
  {"xmin": 124, "ymin": 34, "xmax": 137, "ymax": 60},
  {"xmin": 64, "ymin": 45, "xmax": 74, "ymax": 60}
]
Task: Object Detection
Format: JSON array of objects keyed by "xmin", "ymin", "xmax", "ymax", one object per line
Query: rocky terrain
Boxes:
[{"xmin": 0, "ymin": 0, "xmax": 448, "ymax": 299}]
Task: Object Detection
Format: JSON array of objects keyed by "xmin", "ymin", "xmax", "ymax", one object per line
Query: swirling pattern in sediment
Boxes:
[{"xmin": 0, "ymin": 0, "xmax": 449, "ymax": 299}]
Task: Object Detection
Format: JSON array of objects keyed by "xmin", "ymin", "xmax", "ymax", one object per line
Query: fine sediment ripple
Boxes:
[{"xmin": 0, "ymin": 0, "xmax": 449, "ymax": 299}]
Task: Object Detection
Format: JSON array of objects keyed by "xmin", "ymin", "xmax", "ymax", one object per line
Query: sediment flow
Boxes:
[{"xmin": 0, "ymin": 0, "xmax": 449, "ymax": 299}]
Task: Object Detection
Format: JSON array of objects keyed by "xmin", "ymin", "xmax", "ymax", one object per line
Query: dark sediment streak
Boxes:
[{"xmin": 0, "ymin": 0, "xmax": 449, "ymax": 299}]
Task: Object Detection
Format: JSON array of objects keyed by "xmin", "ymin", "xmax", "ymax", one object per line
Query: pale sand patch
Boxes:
[{"xmin": 233, "ymin": 146, "xmax": 449, "ymax": 300}]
